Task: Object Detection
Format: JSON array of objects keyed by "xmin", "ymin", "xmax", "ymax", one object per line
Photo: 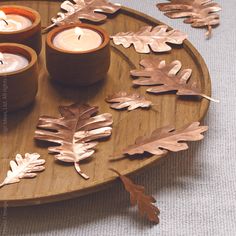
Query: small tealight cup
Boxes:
[
  {"xmin": 46, "ymin": 23, "xmax": 110, "ymax": 86},
  {"xmin": 0, "ymin": 43, "xmax": 38, "ymax": 112},
  {"xmin": 0, "ymin": 5, "xmax": 42, "ymax": 55}
]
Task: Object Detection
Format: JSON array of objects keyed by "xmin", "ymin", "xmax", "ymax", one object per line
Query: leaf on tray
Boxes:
[
  {"xmin": 35, "ymin": 103, "xmax": 113, "ymax": 179},
  {"xmin": 106, "ymin": 91, "xmax": 152, "ymax": 111},
  {"xmin": 43, "ymin": 0, "xmax": 121, "ymax": 33},
  {"xmin": 131, "ymin": 57, "xmax": 219, "ymax": 102},
  {"xmin": 157, "ymin": 0, "xmax": 221, "ymax": 38},
  {"xmin": 0, "ymin": 153, "xmax": 45, "ymax": 188},
  {"xmin": 112, "ymin": 122, "xmax": 208, "ymax": 159},
  {"xmin": 110, "ymin": 168, "xmax": 160, "ymax": 223},
  {"xmin": 111, "ymin": 25, "xmax": 187, "ymax": 53}
]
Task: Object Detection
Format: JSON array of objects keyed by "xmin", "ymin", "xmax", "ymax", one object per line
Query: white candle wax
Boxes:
[
  {"xmin": 0, "ymin": 53, "xmax": 29, "ymax": 73},
  {"xmin": 53, "ymin": 27, "xmax": 103, "ymax": 52},
  {"xmin": 0, "ymin": 11, "xmax": 32, "ymax": 32}
]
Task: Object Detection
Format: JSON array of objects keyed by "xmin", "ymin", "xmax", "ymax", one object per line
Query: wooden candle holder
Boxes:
[
  {"xmin": 0, "ymin": 43, "xmax": 38, "ymax": 112},
  {"xmin": 0, "ymin": 5, "xmax": 42, "ymax": 55},
  {"xmin": 46, "ymin": 23, "xmax": 110, "ymax": 86}
]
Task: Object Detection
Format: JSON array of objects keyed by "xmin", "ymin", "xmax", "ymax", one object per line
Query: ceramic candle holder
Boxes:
[
  {"xmin": 0, "ymin": 43, "xmax": 38, "ymax": 112},
  {"xmin": 0, "ymin": 5, "xmax": 42, "ymax": 55},
  {"xmin": 46, "ymin": 23, "xmax": 110, "ymax": 86}
]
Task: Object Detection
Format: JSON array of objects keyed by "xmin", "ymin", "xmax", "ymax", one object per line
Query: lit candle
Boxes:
[
  {"xmin": 0, "ymin": 10, "xmax": 32, "ymax": 32},
  {"xmin": 53, "ymin": 27, "xmax": 103, "ymax": 52},
  {"xmin": 0, "ymin": 52, "xmax": 29, "ymax": 73},
  {"xmin": 46, "ymin": 23, "xmax": 110, "ymax": 86},
  {"xmin": 0, "ymin": 43, "xmax": 38, "ymax": 112}
]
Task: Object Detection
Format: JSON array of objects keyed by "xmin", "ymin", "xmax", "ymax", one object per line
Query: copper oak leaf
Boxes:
[
  {"xmin": 106, "ymin": 91, "xmax": 152, "ymax": 111},
  {"xmin": 43, "ymin": 0, "xmax": 121, "ymax": 33},
  {"xmin": 0, "ymin": 153, "xmax": 45, "ymax": 188},
  {"xmin": 157, "ymin": 0, "xmax": 221, "ymax": 38},
  {"xmin": 111, "ymin": 25, "xmax": 187, "ymax": 53},
  {"xmin": 110, "ymin": 168, "xmax": 160, "ymax": 223},
  {"xmin": 35, "ymin": 104, "xmax": 113, "ymax": 179},
  {"xmin": 113, "ymin": 122, "xmax": 208, "ymax": 159},
  {"xmin": 131, "ymin": 57, "xmax": 219, "ymax": 102}
]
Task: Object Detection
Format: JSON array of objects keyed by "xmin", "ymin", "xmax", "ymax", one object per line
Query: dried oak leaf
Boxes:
[
  {"xmin": 157, "ymin": 0, "xmax": 221, "ymax": 38},
  {"xmin": 131, "ymin": 57, "xmax": 219, "ymax": 102},
  {"xmin": 111, "ymin": 25, "xmax": 187, "ymax": 53},
  {"xmin": 106, "ymin": 91, "xmax": 152, "ymax": 111},
  {"xmin": 0, "ymin": 153, "xmax": 45, "ymax": 188},
  {"xmin": 43, "ymin": 0, "xmax": 121, "ymax": 32},
  {"xmin": 113, "ymin": 122, "xmax": 208, "ymax": 159},
  {"xmin": 35, "ymin": 103, "xmax": 113, "ymax": 179},
  {"xmin": 110, "ymin": 168, "xmax": 160, "ymax": 223}
]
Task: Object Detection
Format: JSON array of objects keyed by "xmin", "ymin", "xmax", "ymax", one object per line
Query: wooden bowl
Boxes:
[
  {"xmin": 0, "ymin": 43, "xmax": 38, "ymax": 112},
  {"xmin": 0, "ymin": 5, "xmax": 42, "ymax": 55},
  {"xmin": 46, "ymin": 23, "xmax": 110, "ymax": 86}
]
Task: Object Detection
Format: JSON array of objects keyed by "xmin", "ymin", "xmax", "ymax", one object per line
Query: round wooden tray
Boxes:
[{"xmin": 0, "ymin": 0, "xmax": 211, "ymax": 207}]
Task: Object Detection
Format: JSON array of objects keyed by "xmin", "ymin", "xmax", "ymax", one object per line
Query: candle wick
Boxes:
[
  {"xmin": 78, "ymin": 35, "xmax": 81, "ymax": 40},
  {"xmin": 0, "ymin": 60, "xmax": 3, "ymax": 65},
  {"xmin": 1, "ymin": 19, "xmax": 8, "ymax": 26}
]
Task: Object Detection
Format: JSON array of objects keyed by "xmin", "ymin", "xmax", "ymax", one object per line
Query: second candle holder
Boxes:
[
  {"xmin": 0, "ymin": 5, "xmax": 42, "ymax": 55},
  {"xmin": 46, "ymin": 23, "xmax": 110, "ymax": 86}
]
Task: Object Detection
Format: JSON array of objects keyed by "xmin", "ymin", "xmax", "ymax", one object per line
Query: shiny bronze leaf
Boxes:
[
  {"xmin": 112, "ymin": 122, "xmax": 208, "ymax": 159},
  {"xmin": 0, "ymin": 153, "xmax": 45, "ymax": 188},
  {"xmin": 157, "ymin": 0, "xmax": 221, "ymax": 38},
  {"xmin": 35, "ymin": 103, "xmax": 113, "ymax": 179},
  {"xmin": 111, "ymin": 25, "xmax": 187, "ymax": 53},
  {"xmin": 131, "ymin": 57, "xmax": 219, "ymax": 102},
  {"xmin": 110, "ymin": 168, "xmax": 160, "ymax": 223},
  {"xmin": 106, "ymin": 91, "xmax": 152, "ymax": 111},
  {"xmin": 43, "ymin": 0, "xmax": 121, "ymax": 33}
]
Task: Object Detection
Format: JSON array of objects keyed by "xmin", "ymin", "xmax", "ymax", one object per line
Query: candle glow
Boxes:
[
  {"xmin": 0, "ymin": 11, "xmax": 8, "ymax": 25},
  {"xmin": 0, "ymin": 52, "xmax": 29, "ymax": 73},
  {"xmin": 75, "ymin": 27, "xmax": 83, "ymax": 40},
  {"xmin": 53, "ymin": 27, "xmax": 103, "ymax": 52},
  {"xmin": 0, "ymin": 10, "xmax": 32, "ymax": 32}
]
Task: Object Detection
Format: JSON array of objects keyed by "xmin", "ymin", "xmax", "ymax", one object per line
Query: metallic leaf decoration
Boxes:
[
  {"xmin": 35, "ymin": 103, "xmax": 113, "ymax": 179},
  {"xmin": 0, "ymin": 153, "xmax": 45, "ymax": 188},
  {"xmin": 106, "ymin": 91, "xmax": 152, "ymax": 111},
  {"xmin": 111, "ymin": 25, "xmax": 187, "ymax": 53},
  {"xmin": 112, "ymin": 122, "xmax": 208, "ymax": 159},
  {"xmin": 43, "ymin": 0, "xmax": 121, "ymax": 33},
  {"xmin": 110, "ymin": 168, "xmax": 160, "ymax": 223},
  {"xmin": 131, "ymin": 57, "xmax": 219, "ymax": 102},
  {"xmin": 157, "ymin": 0, "xmax": 221, "ymax": 38}
]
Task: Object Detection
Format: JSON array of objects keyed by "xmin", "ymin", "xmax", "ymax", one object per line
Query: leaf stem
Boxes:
[
  {"xmin": 74, "ymin": 162, "xmax": 89, "ymax": 179},
  {"xmin": 206, "ymin": 25, "xmax": 212, "ymax": 39},
  {"xmin": 201, "ymin": 94, "xmax": 220, "ymax": 103},
  {"xmin": 42, "ymin": 23, "xmax": 56, "ymax": 34}
]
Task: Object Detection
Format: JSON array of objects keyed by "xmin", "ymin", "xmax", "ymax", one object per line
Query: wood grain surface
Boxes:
[{"xmin": 0, "ymin": 0, "xmax": 211, "ymax": 207}]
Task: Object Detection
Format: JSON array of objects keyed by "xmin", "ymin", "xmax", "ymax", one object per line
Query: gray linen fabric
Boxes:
[{"xmin": 1, "ymin": 0, "xmax": 236, "ymax": 235}]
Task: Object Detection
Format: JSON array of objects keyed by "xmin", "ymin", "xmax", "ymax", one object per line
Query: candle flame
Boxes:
[
  {"xmin": 75, "ymin": 27, "xmax": 83, "ymax": 39},
  {"xmin": 0, "ymin": 11, "xmax": 6, "ymax": 20}
]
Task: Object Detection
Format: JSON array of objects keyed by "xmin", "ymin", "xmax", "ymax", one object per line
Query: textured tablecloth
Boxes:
[{"xmin": 1, "ymin": 0, "xmax": 235, "ymax": 235}]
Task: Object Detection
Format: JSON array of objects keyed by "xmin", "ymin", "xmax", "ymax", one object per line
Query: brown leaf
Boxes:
[
  {"xmin": 35, "ymin": 103, "xmax": 113, "ymax": 179},
  {"xmin": 157, "ymin": 0, "xmax": 221, "ymax": 38},
  {"xmin": 110, "ymin": 168, "xmax": 160, "ymax": 223},
  {"xmin": 113, "ymin": 122, "xmax": 208, "ymax": 159},
  {"xmin": 0, "ymin": 153, "xmax": 45, "ymax": 188},
  {"xmin": 111, "ymin": 25, "xmax": 187, "ymax": 53},
  {"xmin": 106, "ymin": 91, "xmax": 152, "ymax": 111},
  {"xmin": 43, "ymin": 0, "xmax": 121, "ymax": 33},
  {"xmin": 131, "ymin": 57, "xmax": 219, "ymax": 102}
]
